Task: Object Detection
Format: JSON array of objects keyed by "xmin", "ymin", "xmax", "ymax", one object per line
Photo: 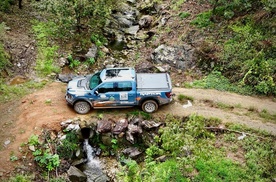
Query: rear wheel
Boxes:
[
  {"xmin": 142, "ymin": 100, "xmax": 158, "ymax": 113},
  {"xmin": 74, "ymin": 101, "xmax": 91, "ymax": 114}
]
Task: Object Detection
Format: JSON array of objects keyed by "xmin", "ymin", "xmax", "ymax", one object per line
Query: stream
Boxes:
[{"xmin": 82, "ymin": 139, "xmax": 108, "ymax": 182}]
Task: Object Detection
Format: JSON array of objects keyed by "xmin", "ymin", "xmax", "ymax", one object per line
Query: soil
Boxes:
[{"xmin": 0, "ymin": 81, "xmax": 276, "ymax": 179}]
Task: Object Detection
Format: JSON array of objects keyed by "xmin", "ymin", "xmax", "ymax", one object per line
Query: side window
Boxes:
[
  {"xmin": 97, "ymin": 82, "xmax": 114, "ymax": 93},
  {"xmin": 116, "ymin": 81, "xmax": 132, "ymax": 92}
]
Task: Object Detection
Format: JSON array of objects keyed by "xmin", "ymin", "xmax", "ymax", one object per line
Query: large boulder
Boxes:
[
  {"xmin": 67, "ymin": 166, "xmax": 87, "ymax": 182},
  {"xmin": 151, "ymin": 44, "xmax": 196, "ymax": 70}
]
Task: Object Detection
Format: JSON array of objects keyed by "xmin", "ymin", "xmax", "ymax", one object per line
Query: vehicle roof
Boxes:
[{"xmin": 100, "ymin": 67, "xmax": 136, "ymax": 82}]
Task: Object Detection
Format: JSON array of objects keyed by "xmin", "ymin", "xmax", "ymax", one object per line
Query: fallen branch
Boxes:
[{"xmin": 205, "ymin": 127, "xmax": 267, "ymax": 140}]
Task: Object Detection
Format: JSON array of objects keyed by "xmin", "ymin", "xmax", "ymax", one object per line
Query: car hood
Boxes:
[{"xmin": 67, "ymin": 76, "xmax": 89, "ymax": 91}]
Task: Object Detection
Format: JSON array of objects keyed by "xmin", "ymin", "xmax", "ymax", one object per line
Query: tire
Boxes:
[
  {"xmin": 142, "ymin": 100, "xmax": 158, "ymax": 113},
  {"xmin": 74, "ymin": 101, "xmax": 91, "ymax": 114}
]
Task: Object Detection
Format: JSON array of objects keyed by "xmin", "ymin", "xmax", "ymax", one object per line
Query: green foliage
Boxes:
[
  {"xmin": 57, "ymin": 131, "xmax": 78, "ymax": 159},
  {"xmin": 178, "ymin": 12, "xmax": 191, "ymax": 20},
  {"xmin": 0, "ymin": 23, "xmax": 10, "ymax": 72},
  {"xmin": 209, "ymin": 0, "xmax": 262, "ymax": 20},
  {"xmin": 10, "ymin": 152, "xmax": 18, "ymax": 162},
  {"xmin": 34, "ymin": 0, "xmax": 116, "ymax": 37},
  {"xmin": 28, "ymin": 133, "xmax": 60, "ymax": 172},
  {"xmin": 145, "ymin": 159, "xmax": 186, "ymax": 182},
  {"xmin": 111, "ymin": 138, "xmax": 119, "ymax": 151},
  {"xmin": 177, "ymin": 94, "xmax": 194, "ymax": 103},
  {"xmin": 90, "ymin": 34, "xmax": 107, "ymax": 47},
  {"xmin": 191, "ymin": 71, "xmax": 253, "ymax": 95},
  {"xmin": 191, "ymin": 11, "xmax": 213, "ymax": 28},
  {"xmin": 195, "ymin": 157, "xmax": 247, "ymax": 181},
  {"xmin": 8, "ymin": 174, "xmax": 33, "ymax": 182},
  {"xmin": 68, "ymin": 55, "xmax": 81, "ymax": 69},
  {"xmin": 219, "ymin": 20, "xmax": 276, "ymax": 95},
  {"xmin": 34, "ymin": 151, "xmax": 60, "ymax": 171},
  {"xmin": 118, "ymin": 114, "xmax": 275, "ymax": 181},
  {"xmin": 0, "ymin": 80, "xmax": 46, "ymax": 103},
  {"xmin": 28, "ymin": 134, "xmax": 40, "ymax": 146},
  {"xmin": 0, "ymin": 0, "xmax": 15, "ymax": 13},
  {"xmin": 85, "ymin": 57, "xmax": 95, "ymax": 65},
  {"xmin": 32, "ymin": 20, "xmax": 60, "ymax": 76}
]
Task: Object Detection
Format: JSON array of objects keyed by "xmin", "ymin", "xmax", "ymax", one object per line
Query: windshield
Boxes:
[{"xmin": 89, "ymin": 72, "xmax": 102, "ymax": 89}]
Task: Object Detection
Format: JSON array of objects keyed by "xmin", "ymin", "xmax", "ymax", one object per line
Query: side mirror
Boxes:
[{"xmin": 95, "ymin": 90, "xmax": 99, "ymax": 95}]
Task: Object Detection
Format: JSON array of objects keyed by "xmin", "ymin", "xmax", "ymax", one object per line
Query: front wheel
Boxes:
[
  {"xmin": 142, "ymin": 100, "xmax": 158, "ymax": 113},
  {"xmin": 74, "ymin": 101, "xmax": 91, "ymax": 114}
]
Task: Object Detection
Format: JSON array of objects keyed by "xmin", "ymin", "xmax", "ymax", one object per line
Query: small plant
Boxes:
[
  {"xmin": 34, "ymin": 150, "xmax": 60, "ymax": 171},
  {"xmin": 57, "ymin": 131, "xmax": 78, "ymax": 159},
  {"xmin": 45, "ymin": 99, "xmax": 52, "ymax": 105},
  {"xmin": 111, "ymin": 138, "xmax": 118, "ymax": 151},
  {"xmin": 179, "ymin": 12, "xmax": 191, "ymax": 19},
  {"xmin": 28, "ymin": 134, "xmax": 40, "ymax": 146},
  {"xmin": 248, "ymin": 106, "xmax": 258, "ymax": 112},
  {"xmin": 68, "ymin": 55, "xmax": 81, "ymax": 69},
  {"xmin": 85, "ymin": 57, "xmax": 95, "ymax": 65},
  {"xmin": 90, "ymin": 33, "xmax": 107, "ymax": 47},
  {"xmin": 191, "ymin": 11, "xmax": 213, "ymax": 28},
  {"xmin": 177, "ymin": 94, "xmax": 194, "ymax": 103},
  {"xmin": 10, "ymin": 152, "xmax": 18, "ymax": 162}
]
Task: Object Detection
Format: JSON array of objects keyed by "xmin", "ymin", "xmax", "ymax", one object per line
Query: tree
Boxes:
[{"xmin": 37, "ymin": 0, "xmax": 117, "ymax": 35}]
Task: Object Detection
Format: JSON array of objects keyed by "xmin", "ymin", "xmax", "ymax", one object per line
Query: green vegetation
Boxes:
[
  {"xmin": 0, "ymin": 80, "xmax": 47, "ymax": 102},
  {"xmin": 32, "ymin": 20, "xmax": 60, "ymax": 76},
  {"xmin": 117, "ymin": 114, "xmax": 276, "ymax": 181},
  {"xmin": 0, "ymin": 0, "xmax": 15, "ymax": 13},
  {"xmin": 191, "ymin": 1, "xmax": 276, "ymax": 96},
  {"xmin": 28, "ymin": 133, "xmax": 60, "ymax": 176},
  {"xmin": 178, "ymin": 12, "xmax": 191, "ymax": 20},
  {"xmin": 57, "ymin": 131, "xmax": 79, "ymax": 159},
  {"xmin": 177, "ymin": 94, "xmax": 194, "ymax": 103},
  {"xmin": 191, "ymin": 11, "xmax": 213, "ymax": 28},
  {"xmin": 188, "ymin": 71, "xmax": 253, "ymax": 95},
  {"xmin": 0, "ymin": 22, "xmax": 10, "ymax": 73}
]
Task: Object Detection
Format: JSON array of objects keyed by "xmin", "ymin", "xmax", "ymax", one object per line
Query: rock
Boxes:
[
  {"xmin": 29, "ymin": 145, "xmax": 35, "ymax": 152},
  {"xmin": 141, "ymin": 120, "xmax": 163, "ymax": 130},
  {"xmin": 124, "ymin": 25, "xmax": 140, "ymax": 35},
  {"xmin": 122, "ymin": 147, "xmax": 142, "ymax": 159},
  {"xmin": 151, "ymin": 44, "xmax": 195, "ymax": 70},
  {"xmin": 97, "ymin": 119, "xmax": 113, "ymax": 133},
  {"xmin": 139, "ymin": 15, "xmax": 153, "ymax": 28},
  {"xmin": 71, "ymin": 158, "xmax": 87, "ymax": 166},
  {"xmin": 66, "ymin": 124, "xmax": 80, "ymax": 132},
  {"xmin": 4, "ymin": 140, "xmax": 10, "ymax": 145},
  {"xmin": 101, "ymin": 132, "xmax": 113, "ymax": 146},
  {"xmin": 58, "ymin": 74, "xmax": 77, "ymax": 83},
  {"xmin": 156, "ymin": 155, "xmax": 167, "ymax": 162},
  {"xmin": 112, "ymin": 118, "xmax": 128, "ymax": 134},
  {"xmin": 126, "ymin": 124, "xmax": 142, "ymax": 144},
  {"xmin": 57, "ymin": 57, "xmax": 68, "ymax": 67},
  {"xmin": 67, "ymin": 166, "xmax": 87, "ymax": 182},
  {"xmin": 85, "ymin": 45, "xmax": 98, "ymax": 59}
]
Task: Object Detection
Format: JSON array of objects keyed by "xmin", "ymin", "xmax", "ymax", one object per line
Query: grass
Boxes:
[
  {"xmin": 187, "ymin": 71, "xmax": 254, "ymax": 95},
  {"xmin": 0, "ymin": 80, "xmax": 47, "ymax": 102},
  {"xmin": 117, "ymin": 114, "xmax": 276, "ymax": 181},
  {"xmin": 177, "ymin": 94, "xmax": 194, "ymax": 103}
]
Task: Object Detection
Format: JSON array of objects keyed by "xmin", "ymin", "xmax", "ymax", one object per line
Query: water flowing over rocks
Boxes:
[{"xmin": 59, "ymin": 116, "xmax": 164, "ymax": 181}]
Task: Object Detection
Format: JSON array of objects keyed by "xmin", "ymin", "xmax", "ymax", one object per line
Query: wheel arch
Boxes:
[
  {"xmin": 138, "ymin": 97, "xmax": 160, "ymax": 107},
  {"xmin": 73, "ymin": 98, "xmax": 93, "ymax": 107}
]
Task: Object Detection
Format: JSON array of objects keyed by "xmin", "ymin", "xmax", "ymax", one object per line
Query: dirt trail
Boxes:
[
  {"xmin": 0, "ymin": 82, "xmax": 276, "ymax": 178},
  {"xmin": 157, "ymin": 88, "xmax": 276, "ymax": 135}
]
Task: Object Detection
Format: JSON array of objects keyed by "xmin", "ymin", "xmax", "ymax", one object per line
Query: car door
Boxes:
[
  {"xmin": 115, "ymin": 81, "xmax": 136, "ymax": 106},
  {"xmin": 92, "ymin": 82, "xmax": 119, "ymax": 108}
]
